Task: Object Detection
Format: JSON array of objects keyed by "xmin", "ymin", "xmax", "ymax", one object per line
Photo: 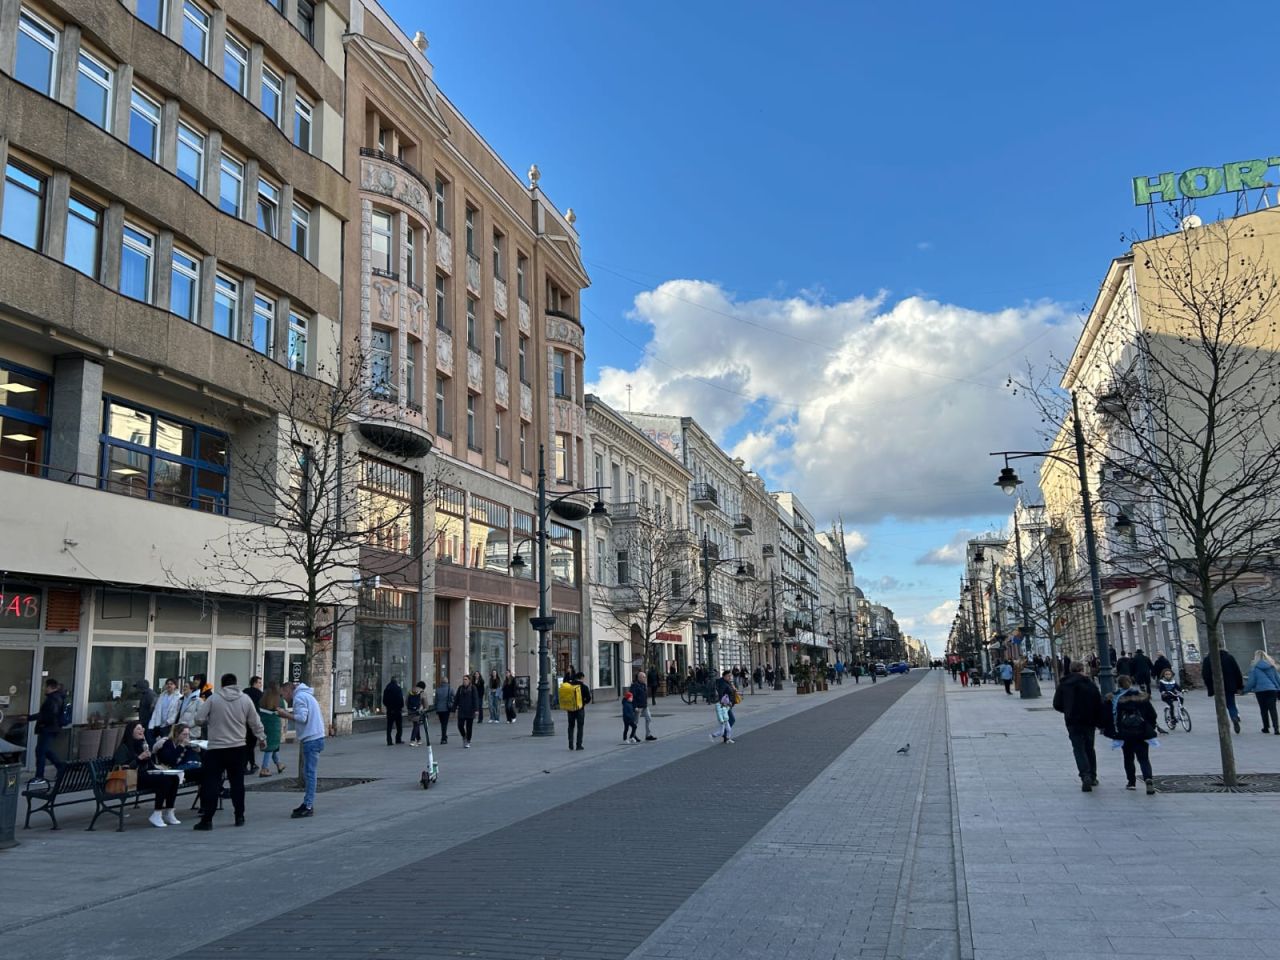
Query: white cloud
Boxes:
[
  {"xmin": 926, "ymin": 600, "xmax": 958, "ymax": 625},
  {"xmin": 843, "ymin": 529, "xmax": 869, "ymax": 559},
  {"xmin": 588, "ymin": 280, "xmax": 1077, "ymax": 525},
  {"xmin": 917, "ymin": 529, "xmax": 979, "ymax": 566}
]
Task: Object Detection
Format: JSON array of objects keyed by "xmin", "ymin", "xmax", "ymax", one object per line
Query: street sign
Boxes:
[{"xmin": 285, "ymin": 618, "xmax": 307, "ymax": 640}]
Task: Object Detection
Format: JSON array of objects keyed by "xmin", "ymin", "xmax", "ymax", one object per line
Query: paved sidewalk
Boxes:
[{"xmin": 946, "ymin": 677, "xmax": 1280, "ymax": 960}]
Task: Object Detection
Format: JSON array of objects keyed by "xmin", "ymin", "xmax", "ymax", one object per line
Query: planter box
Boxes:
[
  {"xmin": 76, "ymin": 726, "xmax": 104, "ymax": 761},
  {"xmin": 797, "ymin": 684, "xmax": 810, "ymax": 694}
]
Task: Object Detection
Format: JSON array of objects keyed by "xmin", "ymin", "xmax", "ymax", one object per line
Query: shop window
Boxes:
[
  {"xmin": 552, "ymin": 610, "xmax": 581, "ymax": 678},
  {"xmin": 100, "ymin": 397, "xmax": 229, "ymax": 512},
  {"xmin": 88, "ymin": 645, "xmax": 146, "ymax": 721},
  {"xmin": 0, "ymin": 582, "xmax": 41, "ymax": 629},
  {"xmin": 469, "ymin": 495, "xmax": 510, "ymax": 572},
  {"xmin": 354, "ymin": 622, "xmax": 412, "ymax": 718},
  {"xmin": 469, "ymin": 601, "xmax": 508, "ymax": 677},
  {"xmin": 433, "ymin": 600, "xmax": 451, "ymax": 684}
]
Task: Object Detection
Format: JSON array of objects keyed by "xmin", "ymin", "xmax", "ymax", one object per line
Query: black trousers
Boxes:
[
  {"xmin": 386, "ymin": 711, "xmax": 403, "ymax": 744},
  {"xmin": 1002, "ymin": 679, "xmax": 1013, "ymax": 694},
  {"xmin": 505, "ymin": 697, "xmax": 517, "ymax": 721},
  {"xmin": 200, "ymin": 747, "xmax": 246, "ymax": 819},
  {"xmin": 437, "ymin": 712, "xmax": 450, "ymax": 741},
  {"xmin": 1066, "ymin": 724, "xmax": 1097, "ymax": 782},
  {"xmin": 567, "ymin": 709, "xmax": 584, "ymax": 748},
  {"xmin": 1256, "ymin": 691, "xmax": 1279, "ymax": 731},
  {"xmin": 139, "ymin": 770, "xmax": 179, "ymax": 809},
  {"xmin": 1121, "ymin": 739, "xmax": 1153, "ymax": 784},
  {"xmin": 456, "ymin": 715, "xmax": 473, "ymax": 743}
]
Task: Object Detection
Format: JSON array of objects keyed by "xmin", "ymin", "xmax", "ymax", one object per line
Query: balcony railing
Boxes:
[
  {"xmin": 732, "ymin": 514, "xmax": 753, "ymax": 534},
  {"xmin": 609, "ymin": 500, "xmax": 644, "ymax": 521},
  {"xmin": 692, "ymin": 482, "xmax": 719, "ymax": 508},
  {"xmin": 704, "ymin": 541, "xmax": 721, "ymax": 562},
  {"xmin": 358, "ymin": 147, "xmax": 433, "ymax": 197},
  {"xmin": 705, "ymin": 601, "xmax": 724, "ymax": 623}
]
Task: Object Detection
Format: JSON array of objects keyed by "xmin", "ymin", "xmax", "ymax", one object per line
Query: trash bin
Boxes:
[{"xmin": 0, "ymin": 762, "xmax": 20, "ymax": 850}]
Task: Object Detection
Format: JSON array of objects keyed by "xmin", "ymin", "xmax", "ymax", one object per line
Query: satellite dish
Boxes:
[{"xmin": 1180, "ymin": 214, "xmax": 1203, "ymax": 231}]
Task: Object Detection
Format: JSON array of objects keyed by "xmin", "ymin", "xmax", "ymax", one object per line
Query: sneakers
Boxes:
[
  {"xmin": 234, "ymin": 814, "xmax": 246, "ymax": 826},
  {"xmin": 290, "ymin": 805, "xmax": 313, "ymax": 819},
  {"xmin": 1145, "ymin": 779, "xmax": 1156, "ymax": 795},
  {"xmin": 149, "ymin": 811, "xmax": 167, "ymax": 828},
  {"xmin": 725, "ymin": 738, "xmax": 735, "ymax": 744},
  {"xmin": 1091, "ymin": 776, "xmax": 1100, "ymax": 786},
  {"xmin": 1125, "ymin": 782, "xmax": 1136, "ymax": 791},
  {"xmin": 163, "ymin": 809, "xmax": 181, "ymax": 826},
  {"xmin": 645, "ymin": 735, "xmax": 657, "ymax": 741},
  {"xmin": 275, "ymin": 763, "xmax": 287, "ymax": 774},
  {"xmin": 193, "ymin": 820, "xmax": 213, "ymax": 831},
  {"xmin": 709, "ymin": 733, "xmax": 719, "ymax": 742},
  {"xmin": 464, "ymin": 742, "xmax": 470, "ymax": 749},
  {"xmin": 1081, "ymin": 782, "xmax": 1092, "ymax": 792},
  {"xmin": 25, "ymin": 777, "xmax": 48, "ymax": 790},
  {"xmin": 1233, "ymin": 717, "xmax": 1242, "ymax": 734}
]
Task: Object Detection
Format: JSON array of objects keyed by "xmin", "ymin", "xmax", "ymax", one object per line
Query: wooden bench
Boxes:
[{"xmin": 22, "ymin": 758, "xmax": 103, "ymax": 830}]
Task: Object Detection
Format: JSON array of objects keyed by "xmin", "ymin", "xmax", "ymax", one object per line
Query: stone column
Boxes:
[
  {"xmin": 154, "ymin": 230, "xmax": 175, "ymax": 314},
  {"xmin": 55, "ymin": 24, "xmax": 80, "ymax": 112},
  {"xmin": 48, "ymin": 355, "xmax": 104, "ymax": 486},
  {"xmin": 112, "ymin": 64, "xmax": 134, "ymax": 145},
  {"xmin": 101, "ymin": 202, "xmax": 126, "ymax": 291},
  {"xmin": 159, "ymin": 97, "xmax": 180, "ymax": 171},
  {"xmin": 43, "ymin": 170, "xmax": 70, "ymax": 261},
  {"xmin": 203, "ymin": 130, "xmax": 223, "ymax": 206}
]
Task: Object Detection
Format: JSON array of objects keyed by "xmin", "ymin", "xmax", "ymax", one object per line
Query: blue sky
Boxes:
[{"xmin": 386, "ymin": 0, "xmax": 1278, "ymax": 653}]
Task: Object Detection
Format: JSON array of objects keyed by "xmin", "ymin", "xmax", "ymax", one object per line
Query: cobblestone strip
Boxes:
[{"xmin": 176, "ymin": 675, "xmax": 922, "ymax": 960}]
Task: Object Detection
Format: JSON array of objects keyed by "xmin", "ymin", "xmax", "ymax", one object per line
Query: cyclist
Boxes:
[{"xmin": 1157, "ymin": 668, "xmax": 1184, "ymax": 728}]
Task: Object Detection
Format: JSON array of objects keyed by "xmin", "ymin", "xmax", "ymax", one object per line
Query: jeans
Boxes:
[
  {"xmin": 34, "ymin": 729, "xmax": 65, "ymax": 779},
  {"xmin": 301, "ymin": 737, "xmax": 324, "ymax": 808},
  {"xmin": 1066, "ymin": 724, "xmax": 1096, "ymax": 782},
  {"xmin": 410, "ymin": 716, "xmax": 425, "ymax": 742},
  {"xmin": 200, "ymin": 747, "xmax": 246, "ymax": 819},
  {"xmin": 504, "ymin": 697, "xmax": 517, "ymax": 722},
  {"xmin": 640, "ymin": 705, "xmax": 652, "ymax": 737},
  {"xmin": 1256, "ymin": 690, "xmax": 1279, "ymax": 731},
  {"xmin": 262, "ymin": 747, "xmax": 280, "ymax": 769},
  {"xmin": 1121, "ymin": 739, "xmax": 1153, "ymax": 784},
  {"xmin": 386, "ymin": 711, "xmax": 403, "ymax": 745},
  {"xmin": 567, "ymin": 709, "xmax": 584, "ymax": 749},
  {"xmin": 488, "ymin": 691, "xmax": 500, "ymax": 721},
  {"xmin": 1225, "ymin": 690, "xmax": 1240, "ymax": 721}
]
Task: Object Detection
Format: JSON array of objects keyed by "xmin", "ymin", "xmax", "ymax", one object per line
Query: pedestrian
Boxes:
[
  {"xmin": 383, "ymin": 676, "xmax": 405, "ymax": 745},
  {"xmin": 765, "ymin": 664, "xmax": 775, "ymax": 687},
  {"xmin": 1201, "ymin": 647, "xmax": 1245, "ymax": 734},
  {"xmin": 277, "ymin": 678, "xmax": 325, "ymax": 818},
  {"xmin": 452, "ymin": 674, "xmax": 480, "ymax": 748},
  {"xmin": 28, "ymin": 678, "xmax": 67, "ymax": 787},
  {"xmin": 257, "ymin": 682, "xmax": 285, "ymax": 776},
  {"xmin": 1243, "ymin": 650, "xmax": 1280, "ymax": 735},
  {"xmin": 999, "ymin": 660, "xmax": 1015, "ymax": 695},
  {"xmin": 630, "ymin": 670, "xmax": 655, "ymax": 741},
  {"xmin": 1102, "ymin": 674, "xmax": 1158, "ymax": 794},
  {"xmin": 433, "ymin": 676, "xmax": 454, "ymax": 743},
  {"xmin": 558, "ymin": 672, "xmax": 586, "ymax": 751},
  {"xmin": 243, "ymin": 676, "xmax": 264, "ymax": 773},
  {"xmin": 715, "ymin": 670, "xmax": 740, "ymax": 729},
  {"xmin": 114, "ymin": 721, "xmax": 181, "ymax": 828},
  {"xmin": 147, "ymin": 677, "xmax": 181, "ymax": 744},
  {"xmin": 621, "ymin": 691, "xmax": 639, "ymax": 743},
  {"xmin": 134, "ymin": 679, "xmax": 157, "ymax": 735},
  {"xmin": 710, "ymin": 694, "xmax": 734, "ymax": 744},
  {"xmin": 1151, "ymin": 650, "xmax": 1172, "ymax": 682},
  {"xmin": 487, "ymin": 669, "xmax": 502, "ymax": 723},
  {"xmin": 1115, "ymin": 650, "xmax": 1133, "ymax": 678},
  {"xmin": 753, "ymin": 665, "xmax": 763, "ymax": 690},
  {"xmin": 835, "ymin": 660, "xmax": 845, "ymax": 685},
  {"xmin": 407, "ymin": 681, "xmax": 428, "ymax": 746},
  {"xmin": 1088, "ymin": 655, "xmax": 1101, "ymax": 681},
  {"xmin": 1053, "ymin": 663, "xmax": 1103, "ymax": 792},
  {"xmin": 193, "ymin": 673, "xmax": 265, "ymax": 830},
  {"xmin": 502, "ymin": 671, "xmax": 518, "ymax": 723},
  {"xmin": 178, "ymin": 678, "xmax": 203, "ymax": 729},
  {"xmin": 1131, "ymin": 649, "xmax": 1154, "ymax": 694}
]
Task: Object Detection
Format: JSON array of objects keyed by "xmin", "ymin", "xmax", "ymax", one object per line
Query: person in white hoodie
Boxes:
[
  {"xmin": 147, "ymin": 678, "xmax": 182, "ymax": 743},
  {"xmin": 279, "ymin": 680, "xmax": 325, "ymax": 818},
  {"xmin": 193, "ymin": 674, "xmax": 265, "ymax": 830}
]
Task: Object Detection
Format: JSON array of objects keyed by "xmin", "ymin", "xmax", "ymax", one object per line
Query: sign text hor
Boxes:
[{"xmin": 1133, "ymin": 159, "xmax": 1280, "ymax": 205}]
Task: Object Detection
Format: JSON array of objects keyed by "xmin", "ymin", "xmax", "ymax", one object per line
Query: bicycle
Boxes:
[
  {"xmin": 680, "ymin": 680, "xmax": 716, "ymax": 705},
  {"xmin": 1162, "ymin": 696, "xmax": 1192, "ymax": 733}
]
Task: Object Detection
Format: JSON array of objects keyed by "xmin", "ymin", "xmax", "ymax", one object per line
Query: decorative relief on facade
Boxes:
[
  {"xmin": 546, "ymin": 318, "xmax": 584, "ymax": 352},
  {"xmin": 495, "ymin": 367, "xmax": 509, "ymax": 408},
  {"xmin": 467, "ymin": 348, "xmax": 484, "ymax": 392},
  {"xmin": 520, "ymin": 382, "xmax": 533, "ymax": 422},
  {"xmin": 372, "ymin": 281, "xmax": 394, "ymax": 322},
  {"xmin": 407, "ymin": 297, "xmax": 423, "ymax": 337},
  {"xmin": 518, "ymin": 298, "xmax": 531, "ymax": 335},
  {"xmin": 436, "ymin": 329, "xmax": 454, "ymax": 375},
  {"xmin": 552, "ymin": 397, "xmax": 586, "ymax": 436},
  {"xmin": 465, "ymin": 254, "xmax": 481, "ymax": 295},
  {"xmin": 360, "ymin": 157, "xmax": 430, "ymax": 220},
  {"xmin": 436, "ymin": 230, "xmax": 452, "ymax": 271},
  {"xmin": 494, "ymin": 278, "xmax": 508, "ymax": 316}
]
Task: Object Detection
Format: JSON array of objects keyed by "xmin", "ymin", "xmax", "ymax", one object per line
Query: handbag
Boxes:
[{"xmin": 105, "ymin": 765, "xmax": 137, "ymax": 796}]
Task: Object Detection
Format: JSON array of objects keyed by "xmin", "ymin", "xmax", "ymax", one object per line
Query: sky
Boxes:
[{"xmin": 385, "ymin": 0, "xmax": 1280, "ymax": 655}]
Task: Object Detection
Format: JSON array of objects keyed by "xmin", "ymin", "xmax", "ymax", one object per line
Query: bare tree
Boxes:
[{"xmin": 1029, "ymin": 215, "xmax": 1280, "ymax": 787}]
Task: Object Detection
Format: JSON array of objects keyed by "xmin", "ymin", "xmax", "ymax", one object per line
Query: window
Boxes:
[
  {"xmin": 465, "ymin": 394, "xmax": 479, "ymax": 448},
  {"xmin": 519, "ymin": 423, "xmax": 529, "ymax": 472},
  {"xmin": 219, "ymin": 154, "xmax": 243, "ymax": 216},
  {"xmin": 2, "ymin": 162, "xmax": 45, "ymax": 251},
  {"xmin": 492, "ymin": 230, "xmax": 504, "ymax": 279},
  {"xmin": 170, "ymin": 248, "xmax": 199, "ymax": 323},
  {"xmin": 181, "ymin": 1, "xmax": 210, "ymax": 64},
  {"xmin": 370, "ymin": 328, "xmax": 393, "ymax": 398},
  {"xmin": 626, "ymin": 471, "xmax": 636, "ymax": 501},
  {"xmin": 296, "ymin": 0, "xmax": 316, "ymax": 44},
  {"xmin": 435, "ymin": 375, "xmax": 447, "ymax": 434},
  {"xmin": 494, "ymin": 318, "xmax": 505, "ymax": 367},
  {"xmin": 257, "ymin": 178, "xmax": 279, "ymax": 236},
  {"xmin": 293, "ymin": 96, "xmax": 313, "ymax": 151},
  {"xmin": 640, "ymin": 480, "xmax": 648, "ymax": 506},
  {"xmin": 291, "ymin": 203, "xmax": 310, "ymax": 258},
  {"xmin": 405, "ymin": 226, "xmax": 417, "ymax": 287},
  {"xmin": 0, "ymin": 360, "xmax": 51, "ymax": 476},
  {"xmin": 466, "ymin": 297, "xmax": 478, "ymax": 350},
  {"xmin": 554, "ymin": 433, "xmax": 569, "ymax": 481},
  {"xmin": 595, "ymin": 538, "xmax": 606, "ymax": 584},
  {"xmin": 260, "ymin": 66, "xmax": 282, "ymax": 125},
  {"xmin": 64, "ymin": 196, "xmax": 101, "ymax": 278},
  {"xmin": 593, "ymin": 453, "xmax": 603, "ymax": 489},
  {"xmin": 75, "ymin": 51, "xmax": 113, "ymax": 131},
  {"xmin": 287, "ymin": 442, "xmax": 311, "ymax": 521},
  {"xmin": 464, "ymin": 205, "xmax": 476, "ymax": 255},
  {"xmin": 371, "ymin": 210, "xmax": 393, "ymax": 274},
  {"xmin": 223, "ymin": 33, "xmax": 248, "ymax": 94},
  {"xmin": 213, "ymin": 274, "xmax": 238, "ymax": 339},
  {"xmin": 128, "ymin": 89, "xmax": 161, "ymax": 160},
  {"xmin": 287, "ymin": 312, "xmax": 308, "ymax": 372},
  {"xmin": 135, "ymin": 0, "xmax": 167, "ymax": 32},
  {"xmin": 405, "ymin": 339, "xmax": 417, "ymax": 408},
  {"xmin": 435, "ymin": 274, "xmax": 449, "ymax": 331},
  {"xmin": 434, "ymin": 175, "xmax": 448, "ymax": 231},
  {"xmin": 176, "ymin": 122, "xmax": 205, "ymax": 191},
  {"xmin": 617, "ymin": 550, "xmax": 630, "ymax": 585},
  {"xmin": 553, "ymin": 350, "xmax": 568, "ymax": 398},
  {"xmin": 518, "ymin": 335, "xmax": 528, "ymax": 383},
  {"xmin": 16, "ymin": 9, "xmax": 59, "ymax": 97},
  {"xmin": 251, "ymin": 294, "xmax": 274, "ymax": 356},
  {"xmin": 101, "ymin": 398, "xmax": 228, "ymax": 512},
  {"xmin": 516, "ymin": 253, "xmax": 528, "ymax": 301},
  {"xmin": 119, "ymin": 224, "xmax": 154, "ymax": 303}
]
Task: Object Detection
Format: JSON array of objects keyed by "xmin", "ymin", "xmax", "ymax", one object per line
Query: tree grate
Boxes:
[
  {"xmin": 246, "ymin": 776, "xmax": 378, "ymax": 794},
  {"xmin": 1149, "ymin": 772, "xmax": 1280, "ymax": 794}
]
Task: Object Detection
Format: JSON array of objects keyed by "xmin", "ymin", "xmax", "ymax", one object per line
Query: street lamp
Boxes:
[
  {"xmin": 993, "ymin": 460, "xmax": 1041, "ymax": 698},
  {"xmin": 698, "ymin": 534, "xmax": 748, "ymax": 675},
  {"xmin": 989, "ymin": 391, "xmax": 1116, "ymax": 695},
  {"xmin": 509, "ymin": 445, "xmax": 608, "ymax": 736}
]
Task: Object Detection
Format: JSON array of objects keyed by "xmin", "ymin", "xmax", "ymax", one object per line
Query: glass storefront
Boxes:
[
  {"xmin": 353, "ymin": 621, "xmax": 412, "ymax": 718},
  {"xmin": 553, "ymin": 610, "xmax": 581, "ymax": 678},
  {"xmin": 469, "ymin": 601, "xmax": 508, "ymax": 677}
]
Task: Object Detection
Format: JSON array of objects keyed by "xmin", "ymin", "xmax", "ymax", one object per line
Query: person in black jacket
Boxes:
[
  {"xmin": 134, "ymin": 679, "xmax": 157, "ymax": 737},
  {"xmin": 1052, "ymin": 663, "xmax": 1102, "ymax": 791},
  {"xmin": 1201, "ymin": 648, "xmax": 1245, "ymax": 734},
  {"xmin": 1131, "ymin": 650, "xmax": 1154, "ymax": 694},
  {"xmin": 1102, "ymin": 676, "xmax": 1159, "ymax": 795},
  {"xmin": 502, "ymin": 671, "xmax": 518, "ymax": 723},
  {"xmin": 383, "ymin": 677, "xmax": 405, "ymax": 745},
  {"xmin": 1151, "ymin": 651, "xmax": 1172, "ymax": 684},
  {"xmin": 630, "ymin": 671, "xmax": 655, "ymax": 741},
  {"xmin": 452, "ymin": 675, "xmax": 480, "ymax": 748},
  {"xmin": 30, "ymin": 678, "xmax": 66, "ymax": 785},
  {"xmin": 114, "ymin": 720, "xmax": 181, "ymax": 826}
]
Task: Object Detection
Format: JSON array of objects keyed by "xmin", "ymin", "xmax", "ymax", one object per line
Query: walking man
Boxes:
[
  {"xmin": 383, "ymin": 676, "xmax": 405, "ymax": 745},
  {"xmin": 29, "ymin": 678, "xmax": 66, "ymax": 787},
  {"xmin": 1053, "ymin": 663, "xmax": 1102, "ymax": 791},
  {"xmin": 243, "ymin": 676, "xmax": 264, "ymax": 773},
  {"xmin": 1202, "ymin": 647, "xmax": 1246, "ymax": 734},
  {"xmin": 278, "ymin": 678, "xmax": 325, "ymax": 818},
  {"xmin": 452, "ymin": 674, "xmax": 480, "ymax": 748},
  {"xmin": 631, "ymin": 670, "xmax": 655, "ymax": 741},
  {"xmin": 558, "ymin": 672, "xmax": 587, "ymax": 750},
  {"xmin": 1131, "ymin": 649, "xmax": 1154, "ymax": 695},
  {"xmin": 193, "ymin": 673, "xmax": 265, "ymax": 830}
]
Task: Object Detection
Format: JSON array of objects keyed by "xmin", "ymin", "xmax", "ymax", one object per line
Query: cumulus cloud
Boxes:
[
  {"xmin": 926, "ymin": 600, "xmax": 958, "ymax": 625},
  {"xmin": 588, "ymin": 280, "xmax": 1077, "ymax": 525},
  {"xmin": 843, "ymin": 529, "xmax": 869, "ymax": 559},
  {"xmin": 917, "ymin": 529, "xmax": 980, "ymax": 566}
]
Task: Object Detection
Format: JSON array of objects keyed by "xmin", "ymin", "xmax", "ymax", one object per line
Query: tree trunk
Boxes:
[{"xmin": 1201, "ymin": 587, "xmax": 1238, "ymax": 788}]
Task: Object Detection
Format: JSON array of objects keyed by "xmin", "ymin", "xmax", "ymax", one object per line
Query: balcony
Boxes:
[
  {"xmin": 358, "ymin": 147, "xmax": 433, "ymax": 198},
  {"xmin": 732, "ymin": 514, "xmax": 754, "ymax": 535},
  {"xmin": 741, "ymin": 561, "xmax": 756, "ymax": 579},
  {"xmin": 609, "ymin": 501, "xmax": 646, "ymax": 523},
  {"xmin": 692, "ymin": 482, "xmax": 719, "ymax": 509},
  {"xmin": 703, "ymin": 541, "xmax": 721, "ymax": 562},
  {"xmin": 761, "ymin": 544, "xmax": 775, "ymax": 558}
]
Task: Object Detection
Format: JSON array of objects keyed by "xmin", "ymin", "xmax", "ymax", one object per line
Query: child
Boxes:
[
  {"xmin": 621, "ymin": 691, "xmax": 639, "ymax": 743},
  {"xmin": 1156, "ymin": 668, "xmax": 1182, "ymax": 726},
  {"xmin": 1105, "ymin": 674, "xmax": 1158, "ymax": 794},
  {"xmin": 709, "ymin": 694, "xmax": 734, "ymax": 744},
  {"xmin": 407, "ymin": 681, "xmax": 428, "ymax": 747}
]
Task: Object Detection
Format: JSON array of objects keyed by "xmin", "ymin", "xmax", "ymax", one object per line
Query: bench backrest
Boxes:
[{"xmin": 52, "ymin": 759, "xmax": 99, "ymax": 795}]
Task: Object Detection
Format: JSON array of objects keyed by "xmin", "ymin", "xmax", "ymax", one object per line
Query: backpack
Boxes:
[
  {"xmin": 58, "ymin": 694, "xmax": 72, "ymax": 729},
  {"xmin": 558, "ymin": 681, "xmax": 582, "ymax": 711},
  {"xmin": 1115, "ymin": 697, "xmax": 1148, "ymax": 739},
  {"xmin": 580, "ymin": 682, "xmax": 592, "ymax": 705}
]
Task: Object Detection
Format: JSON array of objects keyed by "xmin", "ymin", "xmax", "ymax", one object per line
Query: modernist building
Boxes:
[{"xmin": 0, "ymin": 0, "xmax": 352, "ymax": 754}]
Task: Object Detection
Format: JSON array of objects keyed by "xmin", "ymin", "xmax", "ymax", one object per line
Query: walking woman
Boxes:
[
  {"xmin": 502, "ymin": 671, "xmax": 518, "ymax": 723},
  {"xmin": 488, "ymin": 670, "xmax": 502, "ymax": 723},
  {"xmin": 1244, "ymin": 650, "xmax": 1280, "ymax": 734},
  {"xmin": 453, "ymin": 674, "xmax": 480, "ymax": 748},
  {"xmin": 433, "ymin": 676, "xmax": 454, "ymax": 744},
  {"xmin": 257, "ymin": 682, "xmax": 285, "ymax": 776}
]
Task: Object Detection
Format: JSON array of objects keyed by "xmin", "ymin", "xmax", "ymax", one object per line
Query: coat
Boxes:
[
  {"xmin": 452, "ymin": 684, "xmax": 481, "ymax": 720},
  {"xmin": 433, "ymin": 684, "xmax": 454, "ymax": 714},
  {"xmin": 629, "ymin": 681, "xmax": 648, "ymax": 710},
  {"xmin": 382, "ymin": 681, "xmax": 405, "ymax": 714},
  {"xmin": 1103, "ymin": 689, "xmax": 1157, "ymax": 741},
  {"xmin": 1201, "ymin": 650, "xmax": 1244, "ymax": 696},
  {"xmin": 258, "ymin": 707, "xmax": 283, "ymax": 751},
  {"xmin": 1130, "ymin": 652, "xmax": 1154, "ymax": 684},
  {"xmin": 1244, "ymin": 660, "xmax": 1280, "ymax": 694},
  {"xmin": 1052, "ymin": 673, "xmax": 1102, "ymax": 728}
]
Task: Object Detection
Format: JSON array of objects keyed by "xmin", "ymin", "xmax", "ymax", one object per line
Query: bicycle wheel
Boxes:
[
  {"xmin": 1163, "ymin": 705, "xmax": 1176, "ymax": 731},
  {"xmin": 680, "ymin": 684, "xmax": 697, "ymax": 705},
  {"xmin": 1180, "ymin": 706, "xmax": 1191, "ymax": 732}
]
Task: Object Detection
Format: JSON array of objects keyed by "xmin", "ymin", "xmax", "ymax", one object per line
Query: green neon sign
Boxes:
[{"xmin": 1132, "ymin": 158, "xmax": 1280, "ymax": 205}]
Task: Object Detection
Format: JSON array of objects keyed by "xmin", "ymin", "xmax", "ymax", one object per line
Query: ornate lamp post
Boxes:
[{"xmin": 698, "ymin": 533, "xmax": 748, "ymax": 676}]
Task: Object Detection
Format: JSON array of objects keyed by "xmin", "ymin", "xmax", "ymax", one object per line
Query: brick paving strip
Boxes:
[{"xmin": 175, "ymin": 673, "xmax": 926, "ymax": 960}]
